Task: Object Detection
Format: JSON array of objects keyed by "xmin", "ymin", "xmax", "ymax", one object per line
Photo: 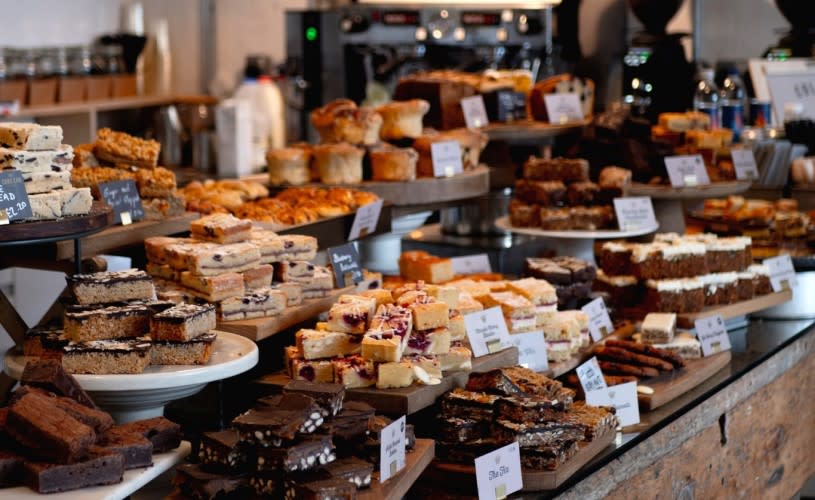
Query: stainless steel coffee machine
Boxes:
[{"xmin": 284, "ymin": 4, "xmax": 559, "ymax": 141}]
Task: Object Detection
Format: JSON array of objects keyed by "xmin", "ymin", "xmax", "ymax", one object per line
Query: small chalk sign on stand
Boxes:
[
  {"xmin": 99, "ymin": 180, "xmax": 144, "ymax": 225},
  {"xmin": 0, "ymin": 170, "xmax": 32, "ymax": 223},
  {"xmin": 327, "ymin": 243, "xmax": 363, "ymax": 287}
]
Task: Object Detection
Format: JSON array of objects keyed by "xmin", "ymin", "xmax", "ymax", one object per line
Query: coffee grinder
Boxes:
[{"xmin": 622, "ymin": 0, "xmax": 695, "ymax": 121}]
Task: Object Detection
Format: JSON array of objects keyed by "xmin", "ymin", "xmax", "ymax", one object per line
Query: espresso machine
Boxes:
[
  {"xmin": 622, "ymin": 0, "xmax": 695, "ymax": 121},
  {"xmin": 285, "ymin": 5, "xmax": 559, "ymax": 141}
]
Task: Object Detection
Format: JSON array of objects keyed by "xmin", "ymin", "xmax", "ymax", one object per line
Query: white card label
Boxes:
[
  {"xmin": 0, "ymin": 100, "xmax": 20, "ymax": 117},
  {"xmin": 665, "ymin": 155, "xmax": 710, "ymax": 188},
  {"xmin": 461, "ymin": 95, "xmax": 489, "ymax": 129},
  {"xmin": 348, "ymin": 199, "xmax": 383, "ymax": 241},
  {"xmin": 731, "ymin": 149, "xmax": 760, "ymax": 181},
  {"xmin": 586, "ymin": 381, "xmax": 640, "ymax": 427},
  {"xmin": 766, "ymin": 71, "xmax": 815, "ymax": 124},
  {"xmin": 451, "ymin": 254, "xmax": 492, "ymax": 275},
  {"xmin": 510, "ymin": 331, "xmax": 548, "ymax": 373},
  {"xmin": 764, "ymin": 255, "xmax": 798, "ymax": 292},
  {"xmin": 464, "ymin": 307, "xmax": 513, "ymax": 357},
  {"xmin": 542, "ymin": 93, "xmax": 584, "ymax": 123},
  {"xmin": 576, "ymin": 357, "xmax": 607, "ymax": 393},
  {"xmin": 581, "ymin": 298, "xmax": 614, "ymax": 342},
  {"xmin": 613, "ymin": 197, "xmax": 657, "ymax": 232},
  {"xmin": 379, "ymin": 415, "xmax": 406, "ymax": 483},
  {"xmin": 474, "ymin": 441, "xmax": 523, "ymax": 500},
  {"xmin": 430, "ymin": 140, "xmax": 463, "ymax": 177},
  {"xmin": 694, "ymin": 314, "xmax": 732, "ymax": 356}
]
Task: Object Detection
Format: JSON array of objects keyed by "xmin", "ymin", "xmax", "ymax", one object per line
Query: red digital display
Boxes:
[
  {"xmin": 461, "ymin": 12, "xmax": 502, "ymax": 26},
  {"xmin": 381, "ymin": 10, "xmax": 421, "ymax": 26}
]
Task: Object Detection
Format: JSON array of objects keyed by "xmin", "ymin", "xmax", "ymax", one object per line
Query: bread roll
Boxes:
[
  {"xmin": 377, "ymin": 99, "xmax": 430, "ymax": 140},
  {"xmin": 313, "ymin": 143, "xmax": 364, "ymax": 184}
]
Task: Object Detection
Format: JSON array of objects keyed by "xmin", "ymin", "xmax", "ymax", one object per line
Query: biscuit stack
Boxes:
[
  {"xmin": 0, "ymin": 122, "xmax": 92, "ymax": 220},
  {"xmin": 70, "ymin": 128, "xmax": 185, "ymax": 220},
  {"xmin": 144, "ymin": 213, "xmax": 333, "ymax": 321}
]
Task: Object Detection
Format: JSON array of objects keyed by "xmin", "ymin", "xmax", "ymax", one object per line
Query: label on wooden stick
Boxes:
[
  {"xmin": 586, "ymin": 381, "xmax": 640, "ymax": 426},
  {"xmin": 379, "ymin": 415, "xmax": 406, "ymax": 482},
  {"xmin": 694, "ymin": 314, "xmax": 732, "ymax": 356},
  {"xmin": 764, "ymin": 255, "xmax": 797, "ymax": 292},
  {"xmin": 665, "ymin": 155, "xmax": 710, "ymax": 188},
  {"xmin": 474, "ymin": 441, "xmax": 523, "ymax": 500},
  {"xmin": 464, "ymin": 307, "xmax": 513, "ymax": 357}
]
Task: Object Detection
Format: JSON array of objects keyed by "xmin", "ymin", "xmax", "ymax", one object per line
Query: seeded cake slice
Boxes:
[
  {"xmin": 150, "ymin": 303, "xmax": 216, "ymax": 341},
  {"xmin": 150, "ymin": 331, "xmax": 217, "ymax": 365},
  {"xmin": 62, "ymin": 338, "xmax": 152, "ymax": 375},
  {"xmin": 67, "ymin": 269, "xmax": 155, "ymax": 306},
  {"xmin": 64, "ymin": 304, "xmax": 152, "ymax": 342},
  {"xmin": 219, "ymin": 287, "xmax": 287, "ymax": 321}
]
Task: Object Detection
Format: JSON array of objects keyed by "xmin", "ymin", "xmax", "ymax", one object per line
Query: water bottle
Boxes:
[
  {"xmin": 693, "ymin": 68, "xmax": 720, "ymax": 129},
  {"xmin": 721, "ymin": 69, "xmax": 746, "ymax": 141}
]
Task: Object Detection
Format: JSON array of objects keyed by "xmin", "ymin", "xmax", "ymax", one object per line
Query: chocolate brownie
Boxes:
[
  {"xmin": 524, "ymin": 258, "xmax": 571, "ymax": 284},
  {"xmin": 173, "ymin": 463, "xmax": 251, "ymax": 500},
  {"xmin": 108, "ymin": 417, "xmax": 182, "ymax": 453},
  {"xmin": 508, "ymin": 199, "xmax": 541, "ymax": 227},
  {"xmin": 199, "ymin": 429, "xmax": 245, "ymax": 472},
  {"xmin": 283, "ymin": 380, "xmax": 345, "ymax": 417},
  {"xmin": 493, "ymin": 419, "xmax": 585, "ymax": 448},
  {"xmin": 439, "ymin": 388, "xmax": 500, "ymax": 422},
  {"xmin": 7, "ymin": 390, "xmax": 96, "ymax": 463},
  {"xmin": 98, "ymin": 431, "xmax": 153, "ymax": 469},
  {"xmin": 437, "ymin": 417, "xmax": 490, "ymax": 443},
  {"xmin": 514, "ymin": 179, "xmax": 567, "ymax": 206},
  {"xmin": 598, "ymin": 242, "xmax": 633, "ymax": 276},
  {"xmin": 20, "ymin": 359, "xmax": 97, "ymax": 409},
  {"xmin": 495, "ymin": 396, "xmax": 569, "ymax": 423},
  {"xmin": 23, "ymin": 326, "xmax": 68, "ymax": 359},
  {"xmin": 235, "ymin": 394, "xmax": 324, "ymax": 446},
  {"xmin": 14, "ymin": 387, "xmax": 113, "ymax": 434},
  {"xmin": 566, "ymin": 181, "xmax": 601, "ymax": 206},
  {"xmin": 324, "ymin": 401, "xmax": 375, "ymax": 449},
  {"xmin": 286, "ymin": 477, "xmax": 355, "ymax": 500},
  {"xmin": 552, "ymin": 256, "xmax": 597, "ymax": 283},
  {"xmin": 520, "ymin": 440, "xmax": 579, "ymax": 470},
  {"xmin": 0, "ymin": 450, "xmax": 23, "ymax": 487},
  {"xmin": 23, "ymin": 448, "xmax": 124, "ymax": 493},
  {"xmin": 465, "ymin": 369, "xmax": 525, "ymax": 396},
  {"xmin": 255, "ymin": 435, "xmax": 336, "ymax": 472},
  {"xmin": 322, "ymin": 456, "xmax": 374, "ymax": 489}
]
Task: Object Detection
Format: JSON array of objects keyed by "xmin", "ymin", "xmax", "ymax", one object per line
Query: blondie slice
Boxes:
[
  {"xmin": 179, "ymin": 271, "xmax": 244, "ymax": 302},
  {"xmin": 64, "ymin": 303, "xmax": 152, "ymax": 342},
  {"xmin": 191, "ymin": 213, "xmax": 253, "ymax": 244},
  {"xmin": 0, "ymin": 123, "xmax": 62, "ymax": 150},
  {"xmin": 22, "ymin": 170, "xmax": 71, "ymax": 194}
]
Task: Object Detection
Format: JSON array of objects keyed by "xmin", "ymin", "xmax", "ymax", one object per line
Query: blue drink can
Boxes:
[
  {"xmin": 721, "ymin": 103, "xmax": 744, "ymax": 141},
  {"xmin": 749, "ymin": 99, "xmax": 772, "ymax": 127}
]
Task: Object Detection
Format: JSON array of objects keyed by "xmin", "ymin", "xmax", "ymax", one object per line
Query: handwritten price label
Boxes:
[
  {"xmin": 576, "ymin": 357, "xmax": 607, "ymax": 393},
  {"xmin": 99, "ymin": 180, "xmax": 144, "ymax": 225},
  {"xmin": 0, "ymin": 170, "xmax": 33, "ymax": 222}
]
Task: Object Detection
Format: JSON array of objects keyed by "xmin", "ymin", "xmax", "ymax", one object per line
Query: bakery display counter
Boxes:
[
  {"xmin": 410, "ymin": 298, "xmax": 815, "ymax": 498},
  {"xmin": 271, "ymin": 202, "xmax": 393, "ymax": 248},
  {"xmin": 360, "ymin": 439, "xmax": 435, "ymax": 500},
  {"xmin": 483, "ymin": 120, "xmax": 588, "ymax": 143}
]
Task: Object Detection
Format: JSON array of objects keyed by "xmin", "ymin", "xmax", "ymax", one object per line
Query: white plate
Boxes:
[
  {"xmin": 0, "ymin": 441, "xmax": 190, "ymax": 499},
  {"xmin": 4, "ymin": 331, "xmax": 258, "ymax": 392},
  {"xmin": 495, "ymin": 216, "xmax": 659, "ymax": 239}
]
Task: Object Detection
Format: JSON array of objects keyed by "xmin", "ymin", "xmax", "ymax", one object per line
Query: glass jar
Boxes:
[
  {"xmin": 67, "ymin": 45, "xmax": 92, "ymax": 76},
  {"xmin": 22, "ymin": 48, "xmax": 37, "ymax": 79},
  {"xmin": 0, "ymin": 48, "xmax": 8, "ymax": 81},
  {"xmin": 103, "ymin": 45, "xmax": 125, "ymax": 75},
  {"xmin": 6, "ymin": 48, "xmax": 27, "ymax": 80},
  {"xmin": 36, "ymin": 48, "xmax": 61, "ymax": 78},
  {"xmin": 90, "ymin": 45, "xmax": 108, "ymax": 75}
]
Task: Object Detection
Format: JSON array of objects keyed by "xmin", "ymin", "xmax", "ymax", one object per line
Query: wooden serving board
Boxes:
[
  {"xmin": 247, "ymin": 166, "xmax": 490, "ymax": 207},
  {"xmin": 637, "ymin": 350, "xmax": 731, "ymax": 411},
  {"xmin": 54, "ymin": 212, "xmax": 199, "ymax": 260},
  {"xmin": 483, "ymin": 120, "xmax": 587, "ymax": 142},
  {"xmin": 430, "ymin": 425, "xmax": 615, "ymax": 492},
  {"xmin": 0, "ymin": 200, "xmax": 112, "ymax": 244},
  {"xmin": 360, "ymin": 439, "xmax": 435, "ymax": 500},
  {"xmin": 676, "ymin": 289, "xmax": 792, "ymax": 328},
  {"xmin": 216, "ymin": 287, "xmax": 354, "ymax": 342},
  {"xmin": 257, "ymin": 347, "xmax": 519, "ymax": 416},
  {"xmin": 628, "ymin": 180, "xmax": 751, "ymax": 200},
  {"xmin": 546, "ymin": 356, "xmax": 583, "ymax": 379}
]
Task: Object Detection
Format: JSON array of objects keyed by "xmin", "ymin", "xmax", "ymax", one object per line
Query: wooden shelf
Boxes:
[
  {"xmin": 13, "ymin": 94, "xmax": 215, "ymax": 118},
  {"xmin": 638, "ymin": 351, "xmax": 732, "ymax": 411},
  {"xmin": 360, "ymin": 439, "xmax": 435, "ymax": 500},
  {"xmin": 628, "ymin": 180, "xmax": 752, "ymax": 200},
  {"xmin": 677, "ymin": 289, "xmax": 792, "ymax": 328},
  {"xmin": 216, "ymin": 287, "xmax": 354, "ymax": 342},
  {"xmin": 257, "ymin": 347, "xmax": 519, "ymax": 416}
]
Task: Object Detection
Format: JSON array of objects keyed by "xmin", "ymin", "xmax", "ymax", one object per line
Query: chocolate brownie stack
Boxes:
[
  {"xmin": 595, "ymin": 232, "xmax": 768, "ymax": 316},
  {"xmin": 435, "ymin": 367, "xmax": 616, "ymax": 470},
  {"xmin": 172, "ymin": 380, "xmax": 417, "ymax": 498},
  {"xmin": 0, "ymin": 359, "xmax": 182, "ymax": 494},
  {"xmin": 524, "ymin": 256, "xmax": 597, "ymax": 308},
  {"xmin": 509, "ymin": 158, "xmax": 630, "ymax": 230}
]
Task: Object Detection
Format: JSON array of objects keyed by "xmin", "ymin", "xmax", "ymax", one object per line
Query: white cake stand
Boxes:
[
  {"xmin": 494, "ymin": 216, "xmax": 659, "ymax": 263},
  {"xmin": 4, "ymin": 331, "xmax": 258, "ymax": 423}
]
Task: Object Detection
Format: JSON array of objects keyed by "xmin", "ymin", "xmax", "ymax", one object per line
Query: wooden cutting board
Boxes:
[
  {"xmin": 676, "ymin": 290, "xmax": 792, "ymax": 328},
  {"xmin": 359, "ymin": 439, "xmax": 435, "ymax": 500},
  {"xmin": 637, "ymin": 350, "xmax": 731, "ymax": 411}
]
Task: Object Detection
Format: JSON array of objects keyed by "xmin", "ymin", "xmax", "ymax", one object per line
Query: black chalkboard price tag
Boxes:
[
  {"xmin": 99, "ymin": 180, "xmax": 144, "ymax": 225},
  {"xmin": 327, "ymin": 243, "xmax": 363, "ymax": 288},
  {"xmin": 0, "ymin": 170, "xmax": 33, "ymax": 223}
]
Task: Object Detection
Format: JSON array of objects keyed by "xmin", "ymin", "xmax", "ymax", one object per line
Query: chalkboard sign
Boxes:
[
  {"xmin": 0, "ymin": 170, "xmax": 33, "ymax": 222},
  {"xmin": 327, "ymin": 243, "xmax": 363, "ymax": 287},
  {"xmin": 99, "ymin": 180, "xmax": 144, "ymax": 225}
]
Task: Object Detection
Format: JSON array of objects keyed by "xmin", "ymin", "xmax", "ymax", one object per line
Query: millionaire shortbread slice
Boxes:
[
  {"xmin": 404, "ymin": 327, "xmax": 452, "ymax": 356},
  {"xmin": 439, "ymin": 344, "xmax": 473, "ymax": 372},
  {"xmin": 182, "ymin": 242, "xmax": 261, "ymax": 276},
  {"xmin": 377, "ymin": 361, "xmax": 414, "ymax": 389},
  {"xmin": 275, "ymin": 261, "xmax": 315, "ymax": 283},
  {"xmin": 218, "ymin": 287, "xmax": 287, "ymax": 321},
  {"xmin": 243, "ymin": 264, "xmax": 274, "ymax": 290},
  {"xmin": 64, "ymin": 304, "xmax": 152, "ymax": 342},
  {"xmin": 296, "ymin": 329, "xmax": 361, "ymax": 360},
  {"xmin": 0, "ymin": 123, "xmax": 62, "ymax": 150},
  {"xmin": 179, "ymin": 271, "xmax": 245, "ymax": 302},
  {"xmin": 150, "ymin": 303, "xmax": 216, "ymax": 341},
  {"xmin": 150, "ymin": 332, "xmax": 217, "ymax": 365},
  {"xmin": 59, "ymin": 187, "xmax": 92, "ymax": 216},
  {"xmin": 67, "ymin": 269, "xmax": 155, "ymax": 305},
  {"xmin": 22, "ymin": 170, "xmax": 72, "ymax": 194},
  {"xmin": 191, "ymin": 213, "xmax": 252, "ymax": 244},
  {"xmin": 62, "ymin": 338, "xmax": 152, "ymax": 374},
  {"xmin": 25, "ymin": 191, "xmax": 62, "ymax": 220},
  {"xmin": 0, "ymin": 144, "xmax": 73, "ymax": 172},
  {"xmin": 332, "ymin": 355, "xmax": 376, "ymax": 389}
]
